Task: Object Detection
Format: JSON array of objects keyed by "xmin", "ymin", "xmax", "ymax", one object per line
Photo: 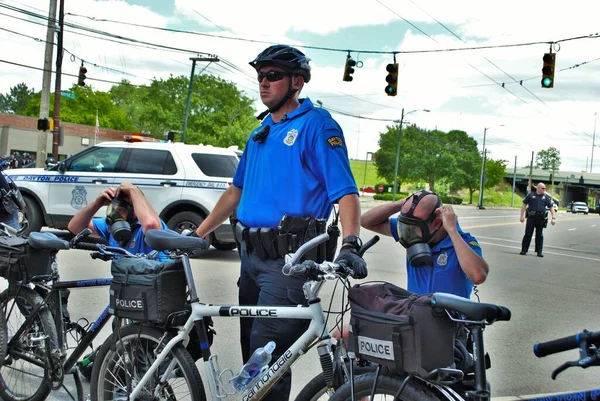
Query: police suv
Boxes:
[{"xmin": 6, "ymin": 136, "xmax": 238, "ymax": 253}]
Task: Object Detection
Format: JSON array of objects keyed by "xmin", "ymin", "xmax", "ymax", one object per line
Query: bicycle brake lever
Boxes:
[{"xmin": 551, "ymin": 355, "xmax": 600, "ymax": 380}]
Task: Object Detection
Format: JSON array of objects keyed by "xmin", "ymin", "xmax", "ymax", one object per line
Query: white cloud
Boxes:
[{"xmin": 2, "ymin": 0, "xmax": 600, "ymax": 172}]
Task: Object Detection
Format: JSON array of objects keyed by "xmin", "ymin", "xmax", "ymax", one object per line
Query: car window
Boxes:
[
  {"xmin": 123, "ymin": 149, "xmax": 177, "ymax": 175},
  {"xmin": 191, "ymin": 153, "xmax": 238, "ymax": 177},
  {"xmin": 574, "ymin": 202, "xmax": 587, "ymax": 206},
  {"xmin": 69, "ymin": 147, "xmax": 123, "ymax": 172}
]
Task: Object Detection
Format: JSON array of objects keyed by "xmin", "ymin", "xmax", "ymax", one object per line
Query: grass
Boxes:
[{"xmin": 350, "ymin": 160, "xmax": 381, "ymax": 188}]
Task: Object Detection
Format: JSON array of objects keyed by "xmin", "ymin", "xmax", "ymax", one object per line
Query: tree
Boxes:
[
  {"xmin": 0, "ymin": 83, "xmax": 36, "ymax": 114},
  {"xmin": 109, "ymin": 75, "xmax": 258, "ymax": 148},
  {"xmin": 484, "ymin": 158, "xmax": 508, "ymax": 188},
  {"xmin": 535, "ymin": 147, "xmax": 561, "ymax": 170},
  {"xmin": 445, "ymin": 130, "xmax": 481, "ymax": 204}
]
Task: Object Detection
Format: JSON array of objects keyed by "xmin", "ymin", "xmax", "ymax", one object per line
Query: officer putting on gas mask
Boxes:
[
  {"xmin": 67, "ymin": 182, "xmax": 170, "ymax": 261},
  {"xmin": 361, "ymin": 190, "xmax": 488, "ymax": 299}
]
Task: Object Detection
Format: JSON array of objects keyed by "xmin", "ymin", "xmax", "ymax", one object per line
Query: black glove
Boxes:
[{"xmin": 335, "ymin": 246, "xmax": 368, "ymax": 279}]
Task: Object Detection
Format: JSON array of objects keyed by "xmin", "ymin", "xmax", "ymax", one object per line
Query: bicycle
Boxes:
[
  {"xmin": 0, "ymin": 228, "xmax": 147, "ymax": 401},
  {"xmin": 89, "ymin": 230, "xmax": 378, "ymax": 401},
  {"xmin": 326, "ymin": 292, "xmax": 512, "ymax": 401}
]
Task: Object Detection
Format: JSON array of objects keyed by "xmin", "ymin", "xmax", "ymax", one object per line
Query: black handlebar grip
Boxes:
[
  {"xmin": 534, "ymin": 330, "xmax": 600, "ymax": 358},
  {"xmin": 73, "ymin": 242, "xmax": 100, "ymax": 251},
  {"xmin": 359, "ymin": 235, "xmax": 380, "ymax": 257}
]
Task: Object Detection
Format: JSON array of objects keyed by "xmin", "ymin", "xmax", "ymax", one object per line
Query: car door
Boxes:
[
  {"xmin": 48, "ymin": 146, "xmax": 124, "ymax": 227},
  {"xmin": 113, "ymin": 147, "xmax": 184, "ymax": 217}
]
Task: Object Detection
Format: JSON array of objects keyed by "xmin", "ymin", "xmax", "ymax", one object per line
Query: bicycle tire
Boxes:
[
  {"xmin": 0, "ymin": 285, "xmax": 58, "ymax": 401},
  {"xmin": 90, "ymin": 324, "xmax": 207, "ymax": 401},
  {"xmin": 0, "ymin": 304, "xmax": 7, "ymax": 366},
  {"xmin": 294, "ymin": 363, "xmax": 377, "ymax": 401},
  {"xmin": 328, "ymin": 372, "xmax": 451, "ymax": 401}
]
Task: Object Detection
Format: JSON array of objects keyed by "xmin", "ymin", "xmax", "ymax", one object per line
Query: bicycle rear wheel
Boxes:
[
  {"xmin": 0, "ymin": 285, "xmax": 58, "ymax": 401},
  {"xmin": 90, "ymin": 324, "xmax": 206, "ymax": 401},
  {"xmin": 295, "ymin": 362, "xmax": 377, "ymax": 401},
  {"xmin": 328, "ymin": 372, "xmax": 451, "ymax": 401}
]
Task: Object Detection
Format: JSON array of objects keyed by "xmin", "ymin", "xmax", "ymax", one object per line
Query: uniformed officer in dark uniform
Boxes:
[{"xmin": 520, "ymin": 182, "xmax": 556, "ymax": 257}]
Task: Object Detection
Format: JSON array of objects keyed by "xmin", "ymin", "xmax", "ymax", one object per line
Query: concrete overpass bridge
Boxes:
[{"xmin": 505, "ymin": 168, "xmax": 600, "ymax": 208}]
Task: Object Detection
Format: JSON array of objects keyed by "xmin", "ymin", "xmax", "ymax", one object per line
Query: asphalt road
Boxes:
[{"xmin": 12, "ymin": 199, "xmax": 600, "ymax": 400}]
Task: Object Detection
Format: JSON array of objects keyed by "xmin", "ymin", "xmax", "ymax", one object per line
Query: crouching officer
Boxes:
[
  {"xmin": 520, "ymin": 182, "xmax": 555, "ymax": 257},
  {"xmin": 195, "ymin": 44, "xmax": 367, "ymax": 401}
]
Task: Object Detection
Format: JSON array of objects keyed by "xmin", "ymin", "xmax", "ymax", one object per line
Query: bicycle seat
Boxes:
[
  {"xmin": 144, "ymin": 229, "xmax": 208, "ymax": 252},
  {"xmin": 431, "ymin": 292, "xmax": 511, "ymax": 323},
  {"xmin": 28, "ymin": 232, "xmax": 70, "ymax": 250}
]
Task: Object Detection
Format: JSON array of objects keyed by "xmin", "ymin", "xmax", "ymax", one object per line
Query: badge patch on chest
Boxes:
[
  {"xmin": 327, "ymin": 136, "xmax": 343, "ymax": 148},
  {"xmin": 437, "ymin": 252, "xmax": 448, "ymax": 266},
  {"xmin": 284, "ymin": 129, "xmax": 298, "ymax": 146}
]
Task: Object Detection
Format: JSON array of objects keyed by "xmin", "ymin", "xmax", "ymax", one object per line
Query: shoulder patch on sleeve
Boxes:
[
  {"xmin": 468, "ymin": 240, "xmax": 480, "ymax": 248},
  {"xmin": 327, "ymin": 136, "xmax": 343, "ymax": 148}
]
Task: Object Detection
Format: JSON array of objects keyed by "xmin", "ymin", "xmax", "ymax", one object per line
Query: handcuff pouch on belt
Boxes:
[{"xmin": 235, "ymin": 215, "xmax": 328, "ymax": 262}]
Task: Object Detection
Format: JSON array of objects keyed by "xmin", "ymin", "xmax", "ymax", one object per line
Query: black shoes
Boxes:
[
  {"xmin": 537, "ymin": 253, "xmax": 544, "ymax": 257},
  {"xmin": 519, "ymin": 251, "xmax": 526, "ymax": 255}
]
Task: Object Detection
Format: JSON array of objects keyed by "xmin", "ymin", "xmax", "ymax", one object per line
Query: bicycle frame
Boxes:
[{"xmin": 128, "ymin": 233, "xmax": 338, "ymax": 401}]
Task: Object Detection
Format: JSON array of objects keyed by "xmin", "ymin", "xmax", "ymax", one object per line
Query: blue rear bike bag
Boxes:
[{"xmin": 109, "ymin": 258, "xmax": 187, "ymax": 324}]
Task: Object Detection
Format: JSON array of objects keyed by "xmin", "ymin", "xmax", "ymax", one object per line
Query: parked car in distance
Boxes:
[{"xmin": 567, "ymin": 201, "xmax": 589, "ymax": 214}]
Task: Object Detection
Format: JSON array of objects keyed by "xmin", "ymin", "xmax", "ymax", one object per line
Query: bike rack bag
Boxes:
[
  {"xmin": 109, "ymin": 258, "xmax": 187, "ymax": 324},
  {"xmin": 347, "ymin": 281, "xmax": 455, "ymax": 378},
  {"xmin": 0, "ymin": 235, "xmax": 53, "ymax": 283}
]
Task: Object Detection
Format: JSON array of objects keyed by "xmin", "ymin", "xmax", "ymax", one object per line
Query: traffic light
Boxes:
[
  {"xmin": 541, "ymin": 53, "xmax": 556, "ymax": 88},
  {"xmin": 37, "ymin": 117, "xmax": 54, "ymax": 132},
  {"xmin": 385, "ymin": 63, "xmax": 398, "ymax": 96},
  {"xmin": 77, "ymin": 66, "xmax": 87, "ymax": 86},
  {"xmin": 343, "ymin": 56, "xmax": 356, "ymax": 82}
]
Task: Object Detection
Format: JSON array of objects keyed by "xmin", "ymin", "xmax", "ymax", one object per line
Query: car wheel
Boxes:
[
  {"xmin": 210, "ymin": 236, "xmax": 237, "ymax": 251},
  {"xmin": 166, "ymin": 211, "xmax": 211, "ymax": 257},
  {"xmin": 22, "ymin": 196, "xmax": 43, "ymax": 235}
]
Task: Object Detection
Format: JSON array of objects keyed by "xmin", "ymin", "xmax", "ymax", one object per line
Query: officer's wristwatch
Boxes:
[{"xmin": 342, "ymin": 236, "xmax": 363, "ymax": 252}]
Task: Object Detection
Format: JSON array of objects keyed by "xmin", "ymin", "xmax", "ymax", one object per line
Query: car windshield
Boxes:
[{"xmin": 573, "ymin": 202, "xmax": 587, "ymax": 206}]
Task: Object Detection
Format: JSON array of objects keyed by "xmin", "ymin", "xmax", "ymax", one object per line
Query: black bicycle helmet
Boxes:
[{"xmin": 249, "ymin": 45, "xmax": 311, "ymax": 83}]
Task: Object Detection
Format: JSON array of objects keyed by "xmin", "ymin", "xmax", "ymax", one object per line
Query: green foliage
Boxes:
[
  {"xmin": 0, "ymin": 83, "xmax": 35, "ymax": 114},
  {"xmin": 484, "ymin": 158, "xmax": 508, "ymax": 189},
  {"xmin": 440, "ymin": 196, "xmax": 463, "ymax": 205},
  {"xmin": 535, "ymin": 147, "xmax": 561, "ymax": 170}
]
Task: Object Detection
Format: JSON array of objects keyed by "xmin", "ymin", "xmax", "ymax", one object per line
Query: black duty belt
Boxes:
[
  {"xmin": 234, "ymin": 220, "xmax": 326, "ymax": 261},
  {"xmin": 527, "ymin": 210, "xmax": 547, "ymax": 217}
]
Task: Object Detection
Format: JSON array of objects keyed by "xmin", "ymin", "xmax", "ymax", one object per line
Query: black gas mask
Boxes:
[
  {"xmin": 397, "ymin": 191, "xmax": 441, "ymax": 267},
  {"xmin": 105, "ymin": 196, "xmax": 136, "ymax": 245}
]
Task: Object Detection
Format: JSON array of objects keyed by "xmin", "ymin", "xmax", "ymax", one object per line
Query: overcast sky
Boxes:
[{"xmin": 2, "ymin": 0, "xmax": 599, "ymax": 173}]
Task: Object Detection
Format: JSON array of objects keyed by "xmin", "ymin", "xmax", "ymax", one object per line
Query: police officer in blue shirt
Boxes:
[
  {"xmin": 361, "ymin": 190, "xmax": 488, "ymax": 299},
  {"xmin": 67, "ymin": 182, "xmax": 169, "ymax": 261},
  {"xmin": 519, "ymin": 182, "xmax": 555, "ymax": 257},
  {"xmin": 195, "ymin": 44, "xmax": 367, "ymax": 401}
]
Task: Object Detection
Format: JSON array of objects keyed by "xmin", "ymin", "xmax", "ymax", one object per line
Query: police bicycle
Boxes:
[
  {"xmin": 89, "ymin": 230, "xmax": 378, "ymax": 401},
  {"xmin": 0, "ymin": 228, "xmax": 142, "ymax": 401}
]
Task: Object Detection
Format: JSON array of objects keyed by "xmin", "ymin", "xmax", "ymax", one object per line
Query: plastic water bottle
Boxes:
[{"xmin": 231, "ymin": 341, "xmax": 276, "ymax": 392}]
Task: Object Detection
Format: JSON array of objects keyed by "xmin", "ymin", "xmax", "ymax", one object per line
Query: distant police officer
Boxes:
[
  {"xmin": 195, "ymin": 44, "xmax": 367, "ymax": 401},
  {"xmin": 520, "ymin": 182, "xmax": 555, "ymax": 257}
]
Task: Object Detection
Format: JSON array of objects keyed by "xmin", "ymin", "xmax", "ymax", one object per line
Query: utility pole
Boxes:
[
  {"xmin": 477, "ymin": 127, "xmax": 488, "ymax": 209},
  {"xmin": 591, "ymin": 112, "xmax": 597, "ymax": 173},
  {"xmin": 392, "ymin": 108, "xmax": 405, "ymax": 202},
  {"xmin": 38, "ymin": 0, "xmax": 58, "ymax": 167},
  {"xmin": 511, "ymin": 155, "xmax": 517, "ymax": 207},
  {"xmin": 528, "ymin": 151, "xmax": 534, "ymax": 191},
  {"xmin": 51, "ymin": 0, "xmax": 65, "ymax": 160},
  {"xmin": 182, "ymin": 56, "xmax": 219, "ymax": 143}
]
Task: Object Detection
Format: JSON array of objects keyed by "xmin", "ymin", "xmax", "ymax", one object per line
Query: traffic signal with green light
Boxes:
[
  {"xmin": 77, "ymin": 66, "xmax": 87, "ymax": 86},
  {"xmin": 385, "ymin": 63, "xmax": 398, "ymax": 96},
  {"xmin": 541, "ymin": 53, "xmax": 555, "ymax": 88},
  {"xmin": 343, "ymin": 56, "xmax": 356, "ymax": 82}
]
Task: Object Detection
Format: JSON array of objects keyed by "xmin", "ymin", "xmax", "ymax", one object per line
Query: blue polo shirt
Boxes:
[
  {"xmin": 92, "ymin": 217, "xmax": 170, "ymax": 262},
  {"xmin": 233, "ymin": 98, "xmax": 358, "ymax": 228},
  {"xmin": 390, "ymin": 218, "xmax": 481, "ymax": 299}
]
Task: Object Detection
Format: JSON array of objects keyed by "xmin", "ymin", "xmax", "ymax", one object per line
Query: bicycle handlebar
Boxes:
[{"xmin": 534, "ymin": 329, "xmax": 600, "ymax": 358}]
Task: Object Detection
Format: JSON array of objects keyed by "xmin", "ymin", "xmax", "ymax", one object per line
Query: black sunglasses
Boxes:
[{"xmin": 257, "ymin": 71, "xmax": 290, "ymax": 83}]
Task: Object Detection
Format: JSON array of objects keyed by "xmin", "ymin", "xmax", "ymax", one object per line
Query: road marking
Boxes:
[
  {"xmin": 568, "ymin": 228, "xmax": 577, "ymax": 231},
  {"xmin": 477, "ymin": 241, "xmax": 600, "ymax": 262},
  {"xmin": 462, "ymin": 222, "xmax": 522, "ymax": 229},
  {"xmin": 593, "ymin": 225, "xmax": 597, "ymax": 227},
  {"xmin": 475, "ymin": 235, "xmax": 594, "ymax": 253},
  {"xmin": 459, "ymin": 215, "xmax": 517, "ymax": 219}
]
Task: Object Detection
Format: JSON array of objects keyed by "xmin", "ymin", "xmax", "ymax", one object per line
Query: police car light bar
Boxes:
[{"xmin": 123, "ymin": 135, "xmax": 165, "ymax": 143}]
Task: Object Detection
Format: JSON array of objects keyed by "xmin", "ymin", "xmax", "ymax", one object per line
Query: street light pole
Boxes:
[
  {"xmin": 591, "ymin": 112, "xmax": 597, "ymax": 173},
  {"xmin": 182, "ymin": 56, "xmax": 219, "ymax": 143},
  {"xmin": 478, "ymin": 124, "xmax": 504, "ymax": 209},
  {"xmin": 392, "ymin": 108, "xmax": 405, "ymax": 202},
  {"xmin": 392, "ymin": 108, "xmax": 430, "ymax": 201},
  {"xmin": 362, "ymin": 151, "xmax": 373, "ymax": 196}
]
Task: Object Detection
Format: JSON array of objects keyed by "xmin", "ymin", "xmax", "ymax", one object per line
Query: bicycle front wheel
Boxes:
[
  {"xmin": 90, "ymin": 324, "xmax": 206, "ymax": 401},
  {"xmin": 295, "ymin": 362, "xmax": 377, "ymax": 401},
  {"xmin": 0, "ymin": 285, "xmax": 58, "ymax": 401},
  {"xmin": 328, "ymin": 372, "xmax": 450, "ymax": 401}
]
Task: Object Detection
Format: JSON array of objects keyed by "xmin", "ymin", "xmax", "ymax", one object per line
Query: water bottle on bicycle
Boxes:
[{"xmin": 232, "ymin": 341, "xmax": 276, "ymax": 392}]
